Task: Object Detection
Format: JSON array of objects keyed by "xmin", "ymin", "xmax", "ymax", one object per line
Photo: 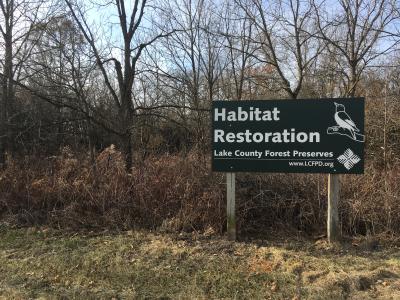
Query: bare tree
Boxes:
[
  {"xmin": 219, "ymin": 0, "xmax": 255, "ymax": 100},
  {"xmin": 64, "ymin": 0, "xmax": 173, "ymax": 170},
  {"xmin": 235, "ymin": 0, "xmax": 322, "ymax": 99},
  {"xmin": 0, "ymin": 0, "xmax": 49, "ymax": 166},
  {"xmin": 28, "ymin": 14, "xmax": 104, "ymax": 160},
  {"xmin": 200, "ymin": 9, "xmax": 226, "ymax": 104},
  {"xmin": 313, "ymin": 0, "xmax": 398, "ymax": 97},
  {"xmin": 151, "ymin": 0, "xmax": 223, "ymax": 149}
]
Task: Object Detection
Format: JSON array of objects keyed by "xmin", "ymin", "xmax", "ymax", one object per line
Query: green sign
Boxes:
[{"xmin": 212, "ymin": 98, "xmax": 365, "ymax": 174}]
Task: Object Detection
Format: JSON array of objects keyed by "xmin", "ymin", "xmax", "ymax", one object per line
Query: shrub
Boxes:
[{"xmin": 0, "ymin": 146, "xmax": 399, "ymax": 236}]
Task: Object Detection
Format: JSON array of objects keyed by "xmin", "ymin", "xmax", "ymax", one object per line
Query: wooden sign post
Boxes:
[
  {"xmin": 327, "ymin": 174, "xmax": 340, "ymax": 242},
  {"xmin": 226, "ymin": 172, "xmax": 236, "ymax": 240}
]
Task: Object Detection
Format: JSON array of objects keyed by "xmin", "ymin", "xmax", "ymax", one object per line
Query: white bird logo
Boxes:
[{"xmin": 334, "ymin": 102, "xmax": 360, "ymax": 140}]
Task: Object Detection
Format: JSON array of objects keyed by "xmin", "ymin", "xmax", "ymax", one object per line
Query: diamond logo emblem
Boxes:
[{"xmin": 337, "ymin": 149, "xmax": 360, "ymax": 170}]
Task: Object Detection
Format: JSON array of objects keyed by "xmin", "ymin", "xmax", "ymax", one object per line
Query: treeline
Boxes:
[
  {"xmin": 1, "ymin": 0, "xmax": 400, "ymax": 235},
  {"xmin": 0, "ymin": 0, "xmax": 399, "ymax": 168}
]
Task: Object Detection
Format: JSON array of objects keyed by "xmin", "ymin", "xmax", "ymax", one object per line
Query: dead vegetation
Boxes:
[
  {"xmin": 0, "ymin": 147, "xmax": 225, "ymax": 232},
  {"xmin": 0, "ymin": 226, "xmax": 399, "ymax": 299},
  {"xmin": 0, "ymin": 143, "xmax": 400, "ymax": 237}
]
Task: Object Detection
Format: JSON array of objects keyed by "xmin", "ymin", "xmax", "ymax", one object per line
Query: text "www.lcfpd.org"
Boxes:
[{"xmin": 289, "ymin": 161, "xmax": 334, "ymax": 168}]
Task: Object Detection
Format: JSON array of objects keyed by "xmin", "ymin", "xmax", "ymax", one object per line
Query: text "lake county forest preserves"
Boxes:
[{"xmin": 214, "ymin": 106, "xmax": 320, "ymax": 143}]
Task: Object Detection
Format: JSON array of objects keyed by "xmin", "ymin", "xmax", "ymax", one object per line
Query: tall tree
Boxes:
[
  {"xmin": 235, "ymin": 0, "xmax": 322, "ymax": 99},
  {"xmin": 64, "ymin": 0, "xmax": 172, "ymax": 170},
  {"xmin": 29, "ymin": 14, "xmax": 101, "ymax": 157},
  {"xmin": 154, "ymin": 0, "xmax": 225, "ymax": 149},
  {"xmin": 219, "ymin": 0, "xmax": 255, "ymax": 100},
  {"xmin": 0, "ymin": 0, "xmax": 47, "ymax": 166},
  {"xmin": 313, "ymin": 0, "xmax": 398, "ymax": 97}
]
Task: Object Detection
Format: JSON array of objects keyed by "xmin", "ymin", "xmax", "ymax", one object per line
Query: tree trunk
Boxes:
[
  {"xmin": 0, "ymin": 90, "xmax": 6, "ymax": 167},
  {"xmin": 0, "ymin": 27, "xmax": 13, "ymax": 168},
  {"xmin": 123, "ymin": 131, "xmax": 133, "ymax": 172},
  {"xmin": 120, "ymin": 99, "xmax": 133, "ymax": 172},
  {"xmin": 0, "ymin": 68, "xmax": 7, "ymax": 167},
  {"xmin": 348, "ymin": 63, "xmax": 357, "ymax": 98}
]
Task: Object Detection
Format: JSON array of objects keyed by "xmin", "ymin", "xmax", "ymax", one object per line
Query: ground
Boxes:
[{"xmin": 0, "ymin": 225, "xmax": 399, "ymax": 299}]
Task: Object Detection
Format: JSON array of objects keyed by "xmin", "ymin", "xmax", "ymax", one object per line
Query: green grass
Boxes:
[{"xmin": 0, "ymin": 226, "xmax": 399, "ymax": 299}]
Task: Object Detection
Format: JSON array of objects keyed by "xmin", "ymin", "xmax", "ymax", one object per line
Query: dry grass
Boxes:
[
  {"xmin": 0, "ymin": 225, "xmax": 399, "ymax": 299},
  {"xmin": 0, "ymin": 147, "xmax": 226, "ymax": 232},
  {"xmin": 0, "ymin": 145, "xmax": 400, "ymax": 236}
]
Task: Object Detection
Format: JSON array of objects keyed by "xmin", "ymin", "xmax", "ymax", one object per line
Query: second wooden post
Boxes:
[
  {"xmin": 226, "ymin": 172, "xmax": 236, "ymax": 240},
  {"xmin": 327, "ymin": 174, "xmax": 340, "ymax": 242}
]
